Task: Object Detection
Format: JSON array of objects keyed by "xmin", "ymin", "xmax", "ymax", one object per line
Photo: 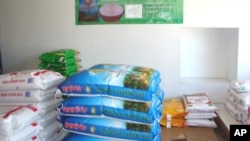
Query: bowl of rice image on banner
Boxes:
[{"xmin": 99, "ymin": 2, "xmax": 124, "ymax": 22}]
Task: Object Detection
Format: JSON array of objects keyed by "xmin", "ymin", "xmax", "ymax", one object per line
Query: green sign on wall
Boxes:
[{"xmin": 75, "ymin": 0, "xmax": 183, "ymax": 24}]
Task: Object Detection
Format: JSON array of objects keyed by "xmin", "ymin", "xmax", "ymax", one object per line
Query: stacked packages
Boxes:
[
  {"xmin": 225, "ymin": 80, "xmax": 250, "ymax": 124},
  {"xmin": 56, "ymin": 63, "xmax": 164, "ymax": 141},
  {"xmin": 39, "ymin": 49, "xmax": 81, "ymax": 78},
  {"xmin": 0, "ymin": 69, "xmax": 66, "ymax": 141},
  {"xmin": 183, "ymin": 93, "xmax": 218, "ymax": 128}
]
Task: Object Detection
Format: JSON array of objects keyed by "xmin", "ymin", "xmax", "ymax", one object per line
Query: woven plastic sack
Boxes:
[
  {"xmin": 59, "ymin": 116, "xmax": 161, "ymax": 141},
  {"xmin": 58, "ymin": 69, "xmax": 160, "ymax": 101},
  {"xmin": 0, "ymin": 69, "xmax": 65, "ymax": 91},
  {"xmin": 58, "ymin": 94, "xmax": 163, "ymax": 124}
]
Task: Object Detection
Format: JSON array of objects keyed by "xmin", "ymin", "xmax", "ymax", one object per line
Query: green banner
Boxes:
[{"xmin": 75, "ymin": 0, "xmax": 183, "ymax": 24}]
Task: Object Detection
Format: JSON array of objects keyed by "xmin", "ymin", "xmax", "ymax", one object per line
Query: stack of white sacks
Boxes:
[
  {"xmin": 225, "ymin": 80, "xmax": 250, "ymax": 124},
  {"xmin": 183, "ymin": 93, "xmax": 218, "ymax": 128},
  {"xmin": 0, "ymin": 69, "xmax": 66, "ymax": 141},
  {"xmin": 56, "ymin": 64, "xmax": 164, "ymax": 141}
]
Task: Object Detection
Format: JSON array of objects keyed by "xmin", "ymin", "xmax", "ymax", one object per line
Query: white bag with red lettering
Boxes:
[
  {"xmin": 0, "ymin": 69, "xmax": 65, "ymax": 91},
  {"xmin": 0, "ymin": 87, "xmax": 57, "ymax": 103},
  {"xmin": 0, "ymin": 105, "xmax": 40, "ymax": 135},
  {"xmin": 0, "ymin": 122, "xmax": 39, "ymax": 141},
  {"xmin": 0, "ymin": 98, "xmax": 61, "ymax": 136}
]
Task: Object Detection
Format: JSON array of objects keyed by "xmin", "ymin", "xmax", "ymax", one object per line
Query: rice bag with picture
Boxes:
[
  {"xmin": 57, "ymin": 69, "xmax": 160, "ymax": 101},
  {"xmin": 59, "ymin": 116, "xmax": 161, "ymax": 141},
  {"xmin": 90, "ymin": 63, "xmax": 160, "ymax": 78},
  {"xmin": 57, "ymin": 93, "xmax": 163, "ymax": 124}
]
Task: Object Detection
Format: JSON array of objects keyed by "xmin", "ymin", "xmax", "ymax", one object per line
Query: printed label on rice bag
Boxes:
[
  {"xmin": 0, "ymin": 70, "xmax": 65, "ymax": 91},
  {"xmin": 58, "ymin": 95, "xmax": 163, "ymax": 124},
  {"xmin": 0, "ymin": 88, "xmax": 57, "ymax": 102},
  {"xmin": 58, "ymin": 69, "xmax": 160, "ymax": 101},
  {"xmin": 60, "ymin": 116, "xmax": 161, "ymax": 141},
  {"xmin": 90, "ymin": 63, "xmax": 160, "ymax": 78}
]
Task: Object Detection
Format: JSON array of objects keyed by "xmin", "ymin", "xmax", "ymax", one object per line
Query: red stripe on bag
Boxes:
[
  {"xmin": 2, "ymin": 105, "xmax": 38, "ymax": 118},
  {"xmin": 2, "ymin": 106, "xmax": 23, "ymax": 118}
]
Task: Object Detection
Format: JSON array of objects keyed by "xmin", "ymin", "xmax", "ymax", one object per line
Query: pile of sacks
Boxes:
[
  {"xmin": 56, "ymin": 63, "xmax": 164, "ymax": 141},
  {"xmin": 225, "ymin": 80, "xmax": 250, "ymax": 124},
  {"xmin": 39, "ymin": 49, "xmax": 81, "ymax": 78},
  {"xmin": 183, "ymin": 93, "xmax": 218, "ymax": 128},
  {"xmin": 0, "ymin": 69, "xmax": 66, "ymax": 141}
]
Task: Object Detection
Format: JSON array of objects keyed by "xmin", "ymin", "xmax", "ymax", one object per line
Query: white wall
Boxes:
[{"xmin": 0, "ymin": 0, "xmax": 249, "ymax": 103}]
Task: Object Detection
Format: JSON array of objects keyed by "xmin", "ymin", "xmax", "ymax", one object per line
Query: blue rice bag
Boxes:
[
  {"xmin": 57, "ymin": 92, "xmax": 163, "ymax": 124},
  {"xmin": 90, "ymin": 63, "xmax": 160, "ymax": 79},
  {"xmin": 62, "ymin": 133, "xmax": 117, "ymax": 141},
  {"xmin": 59, "ymin": 116, "xmax": 161, "ymax": 141},
  {"xmin": 57, "ymin": 69, "xmax": 161, "ymax": 101}
]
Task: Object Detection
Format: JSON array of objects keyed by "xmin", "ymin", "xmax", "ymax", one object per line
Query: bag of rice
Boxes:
[
  {"xmin": 90, "ymin": 63, "xmax": 160, "ymax": 78},
  {"xmin": 0, "ymin": 105, "xmax": 40, "ymax": 135},
  {"xmin": 58, "ymin": 94, "xmax": 162, "ymax": 124},
  {"xmin": 62, "ymin": 133, "xmax": 119, "ymax": 141},
  {"xmin": 0, "ymin": 87, "xmax": 57, "ymax": 102},
  {"xmin": 59, "ymin": 116, "xmax": 161, "ymax": 141},
  {"xmin": 0, "ymin": 122, "xmax": 39, "ymax": 141},
  {"xmin": 38, "ymin": 120, "xmax": 61, "ymax": 141},
  {"xmin": 0, "ymin": 69, "xmax": 65, "ymax": 91},
  {"xmin": 39, "ymin": 49, "xmax": 79, "ymax": 63},
  {"xmin": 58, "ymin": 69, "xmax": 160, "ymax": 101}
]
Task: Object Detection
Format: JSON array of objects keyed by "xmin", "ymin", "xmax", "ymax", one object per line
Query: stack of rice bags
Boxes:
[
  {"xmin": 160, "ymin": 98, "xmax": 187, "ymax": 128},
  {"xmin": 39, "ymin": 49, "xmax": 81, "ymax": 78},
  {"xmin": 225, "ymin": 80, "xmax": 250, "ymax": 124},
  {"xmin": 183, "ymin": 93, "xmax": 218, "ymax": 128},
  {"xmin": 56, "ymin": 63, "xmax": 164, "ymax": 141},
  {"xmin": 0, "ymin": 69, "xmax": 66, "ymax": 141}
]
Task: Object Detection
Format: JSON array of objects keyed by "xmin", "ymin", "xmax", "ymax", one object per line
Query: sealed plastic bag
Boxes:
[{"xmin": 160, "ymin": 98, "xmax": 187, "ymax": 127}]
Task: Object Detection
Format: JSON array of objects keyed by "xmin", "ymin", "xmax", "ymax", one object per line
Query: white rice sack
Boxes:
[
  {"xmin": 185, "ymin": 112, "xmax": 217, "ymax": 119},
  {"xmin": 0, "ymin": 87, "xmax": 57, "ymax": 103},
  {"xmin": 0, "ymin": 105, "xmax": 40, "ymax": 135},
  {"xmin": 225, "ymin": 101, "xmax": 241, "ymax": 121},
  {"xmin": 49, "ymin": 128, "xmax": 69, "ymax": 141},
  {"xmin": 0, "ymin": 97, "xmax": 62, "ymax": 114},
  {"xmin": 185, "ymin": 118, "xmax": 217, "ymax": 128},
  {"xmin": 38, "ymin": 109, "xmax": 58, "ymax": 128},
  {"xmin": 38, "ymin": 120, "xmax": 60, "ymax": 141},
  {"xmin": 0, "ymin": 69, "xmax": 65, "ymax": 91},
  {"xmin": 0, "ymin": 99, "xmax": 60, "ymax": 136},
  {"xmin": 230, "ymin": 80, "xmax": 250, "ymax": 93},
  {"xmin": 235, "ymin": 103, "xmax": 250, "ymax": 115},
  {"xmin": 228, "ymin": 88, "xmax": 250, "ymax": 106},
  {"xmin": 183, "ymin": 93, "xmax": 218, "ymax": 113},
  {"xmin": 0, "ymin": 122, "xmax": 39, "ymax": 141}
]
